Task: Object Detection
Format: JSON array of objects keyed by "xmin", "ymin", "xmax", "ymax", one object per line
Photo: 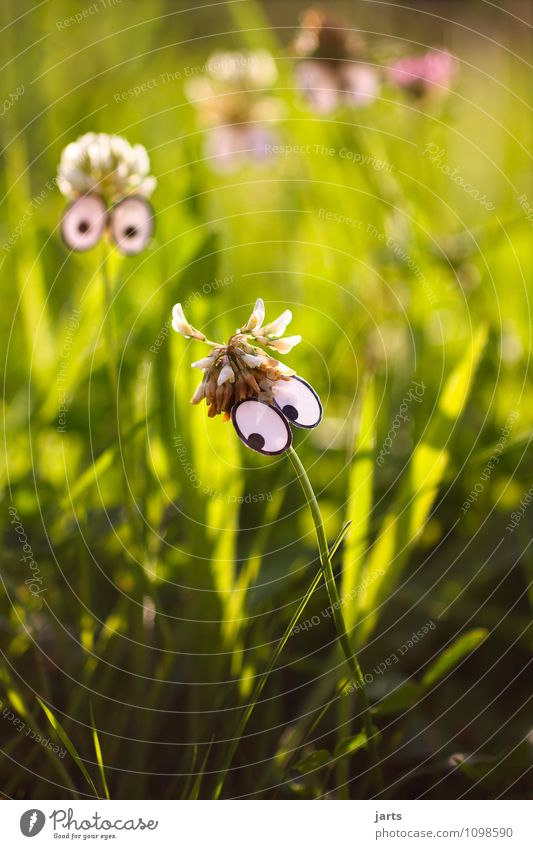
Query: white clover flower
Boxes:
[
  {"xmin": 172, "ymin": 299, "xmax": 322, "ymax": 455},
  {"xmin": 58, "ymin": 132, "xmax": 156, "ymax": 202},
  {"xmin": 58, "ymin": 132, "xmax": 156, "ymax": 255}
]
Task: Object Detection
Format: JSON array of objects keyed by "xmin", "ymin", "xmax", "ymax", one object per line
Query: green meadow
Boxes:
[{"xmin": 1, "ymin": 0, "xmax": 532, "ymax": 799}]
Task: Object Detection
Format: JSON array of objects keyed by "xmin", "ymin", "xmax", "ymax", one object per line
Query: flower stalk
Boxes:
[{"xmin": 100, "ymin": 245, "xmax": 143, "ymax": 554}]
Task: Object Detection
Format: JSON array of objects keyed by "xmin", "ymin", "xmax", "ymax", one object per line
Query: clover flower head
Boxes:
[
  {"xmin": 57, "ymin": 132, "xmax": 156, "ymax": 254},
  {"xmin": 172, "ymin": 299, "xmax": 322, "ymax": 455},
  {"xmin": 293, "ymin": 9, "xmax": 379, "ymax": 113},
  {"xmin": 58, "ymin": 132, "xmax": 156, "ymax": 203},
  {"xmin": 388, "ymin": 49, "xmax": 458, "ymax": 96},
  {"xmin": 185, "ymin": 50, "xmax": 283, "ymax": 172}
]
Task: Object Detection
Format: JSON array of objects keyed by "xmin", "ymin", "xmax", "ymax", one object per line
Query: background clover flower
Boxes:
[
  {"xmin": 293, "ymin": 8, "xmax": 380, "ymax": 113},
  {"xmin": 58, "ymin": 132, "xmax": 156, "ymax": 254},
  {"xmin": 172, "ymin": 299, "xmax": 321, "ymax": 454},
  {"xmin": 185, "ymin": 49, "xmax": 284, "ymax": 172},
  {"xmin": 387, "ymin": 49, "xmax": 458, "ymax": 97}
]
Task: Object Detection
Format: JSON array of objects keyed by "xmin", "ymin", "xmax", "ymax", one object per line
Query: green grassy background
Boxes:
[{"xmin": 1, "ymin": 0, "xmax": 532, "ymax": 799}]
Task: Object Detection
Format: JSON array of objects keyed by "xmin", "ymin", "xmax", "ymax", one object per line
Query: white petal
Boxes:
[
  {"xmin": 171, "ymin": 303, "xmax": 190, "ymax": 335},
  {"xmin": 241, "ymin": 353, "xmax": 263, "ymax": 368},
  {"xmin": 191, "ymin": 380, "xmax": 206, "ymax": 404},
  {"xmin": 259, "ymin": 309, "xmax": 292, "ymax": 338},
  {"xmin": 241, "ymin": 298, "xmax": 265, "ymax": 332},
  {"xmin": 268, "ymin": 335, "xmax": 302, "ymax": 354},
  {"xmin": 276, "ymin": 362, "xmax": 296, "ymax": 375},
  {"xmin": 217, "ymin": 364, "xmax": 235, "ymax": 385},
  {"xmin": 191, "ymin": 356, "xmax": 215, "ymax": 370},
  {"xmin": 171, "ymin": 303, "xmax": 205, "ymax": 340}
]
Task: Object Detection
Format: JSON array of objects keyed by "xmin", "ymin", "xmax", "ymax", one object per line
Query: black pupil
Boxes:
[
  {"xmin": 282, "ymin": 404, "xmax": 298, "ymax": 422},
  {"xmin": 248, "ymin": 433, "xmax": 265, "ymax": 451},
  {"xmin": 124, "ymin": 225, "xmax": 138, "ymax": 238},
  {"xmin": 78, "ymin": 220, "xmax": 90, "ymax": 233}
]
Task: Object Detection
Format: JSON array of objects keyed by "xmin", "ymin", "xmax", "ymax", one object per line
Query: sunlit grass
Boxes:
[{"xmin": 1, "ymin": 0, "xmax": 532, "ymax": 800}]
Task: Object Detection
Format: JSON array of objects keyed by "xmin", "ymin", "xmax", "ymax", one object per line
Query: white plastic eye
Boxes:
[
  {"xmin": 61, "ymin": 195, "xmax": 107, "ymax": 251},
  {"xmin": 110, "ymin": 196, "xmax": 154, "ymax": 255},
  {"xmin": 231, "ymin": 400, "xmax": 292, "ymax": 456},
  {"xmin": 272, "ymin": 376, "xmax": 323, "ymax": 429}
]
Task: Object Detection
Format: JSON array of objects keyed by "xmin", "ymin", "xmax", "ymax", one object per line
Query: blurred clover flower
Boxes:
[
  {"xmin": 387, "ymin": 49, "xmax": 458, "ymax": 97},
  {"xmin": 172, "ymin": 298, "xmax": 322, "ymax": 455},
  {"xmin": 185, "ymin": 49, "xmax": 284, "ymax": 172},
  {"xmin": 58, "ymin": 132, "xmax": 156, "ymax": 254},
  {"xmin": 293, "ymin": 9, "xmax": 380, "ymax": 113}
]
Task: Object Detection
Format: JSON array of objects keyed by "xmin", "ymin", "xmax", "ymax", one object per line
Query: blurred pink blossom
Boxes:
[
  {"xmin": 388, "ymin": 49, "xmax": 458, "ymax": 96},
  {"xmin": 296, "ymin": 59, "xmax": 379, "ymax": 113}
]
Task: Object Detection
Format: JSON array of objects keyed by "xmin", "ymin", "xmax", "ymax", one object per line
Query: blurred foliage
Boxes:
[{"xmin": 0, "ymin": 0, "xmax": 532, "ymax": 800}]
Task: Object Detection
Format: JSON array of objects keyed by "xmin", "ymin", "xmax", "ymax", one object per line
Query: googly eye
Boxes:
[
  {"xmin": 231, "ymin": 400, "xmax": 292, "ymax": 456},
  {"xmin": 61, "ymin": 195, "xmax": 107, "ymax": 252},
  {"xmin": 271, "ymin": 376, "xmax": 323, "ymax": 429},
  {"xmin": 110, "ymin": 196, "xmax": 154, "ymax": 255}
]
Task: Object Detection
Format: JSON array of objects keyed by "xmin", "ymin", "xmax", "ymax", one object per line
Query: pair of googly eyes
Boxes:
[
  {"xmin": 61, "ymin": 194, "xmax": 154, "ymax": 255},
  {"xmin": 231, "ymin": 376, "xmax": 322, "ymax": 456}
]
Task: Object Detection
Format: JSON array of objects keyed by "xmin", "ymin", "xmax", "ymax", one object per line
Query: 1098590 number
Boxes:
[{"xmin": 465, "ymin": 827, "xmax": 513, "ymax": 838}]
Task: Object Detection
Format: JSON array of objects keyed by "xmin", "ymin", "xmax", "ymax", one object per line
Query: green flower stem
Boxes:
[
  {"xmin": 100, "ymin": 245, "xmax": 149, "ymax": 637},
  {"xmin": 286, "ymin": 445, "xmax": 383, "ymax": 794},
  {"xmin": 100, "ymin": 245, "xmax": 142, "ymax": 550}
]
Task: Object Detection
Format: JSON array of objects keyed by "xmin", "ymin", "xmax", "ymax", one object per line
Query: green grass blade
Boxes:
[
  {"xmin": 341, "ymin": 377, "xmax": 376, "ymax": 632},
  {"xmin": 421, "ymin": 629, "xmax": 488, "ymax": 690},
  {"xmin": 37, "ymin": 698, "xmax": 99, "ymax": 797},
  {"xmin": 90, "ymin": 705, "xmax": 110, "ymax": 800}
]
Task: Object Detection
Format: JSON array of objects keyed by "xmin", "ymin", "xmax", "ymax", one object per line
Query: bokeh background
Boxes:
[{"xmin": 1, "ymin": 0, "xmax": 532, "ymax": 800}]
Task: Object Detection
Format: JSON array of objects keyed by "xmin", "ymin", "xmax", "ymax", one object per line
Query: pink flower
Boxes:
[{"xmin": 388, "ymin": 49, "xmax": 458, "ymax": 96}]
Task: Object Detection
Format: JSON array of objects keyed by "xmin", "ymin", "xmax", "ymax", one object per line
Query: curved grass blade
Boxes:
[
  {"xmin": 421, "ymin": 628, "xmax": 488, "ymax": 691},
  {"xmin": 90, "ymin": 704, "xmax": 110, "ymax": 800},
  {"xmin": 37, "ymin": 698, "xmax": 99, "ymax": 797}
]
